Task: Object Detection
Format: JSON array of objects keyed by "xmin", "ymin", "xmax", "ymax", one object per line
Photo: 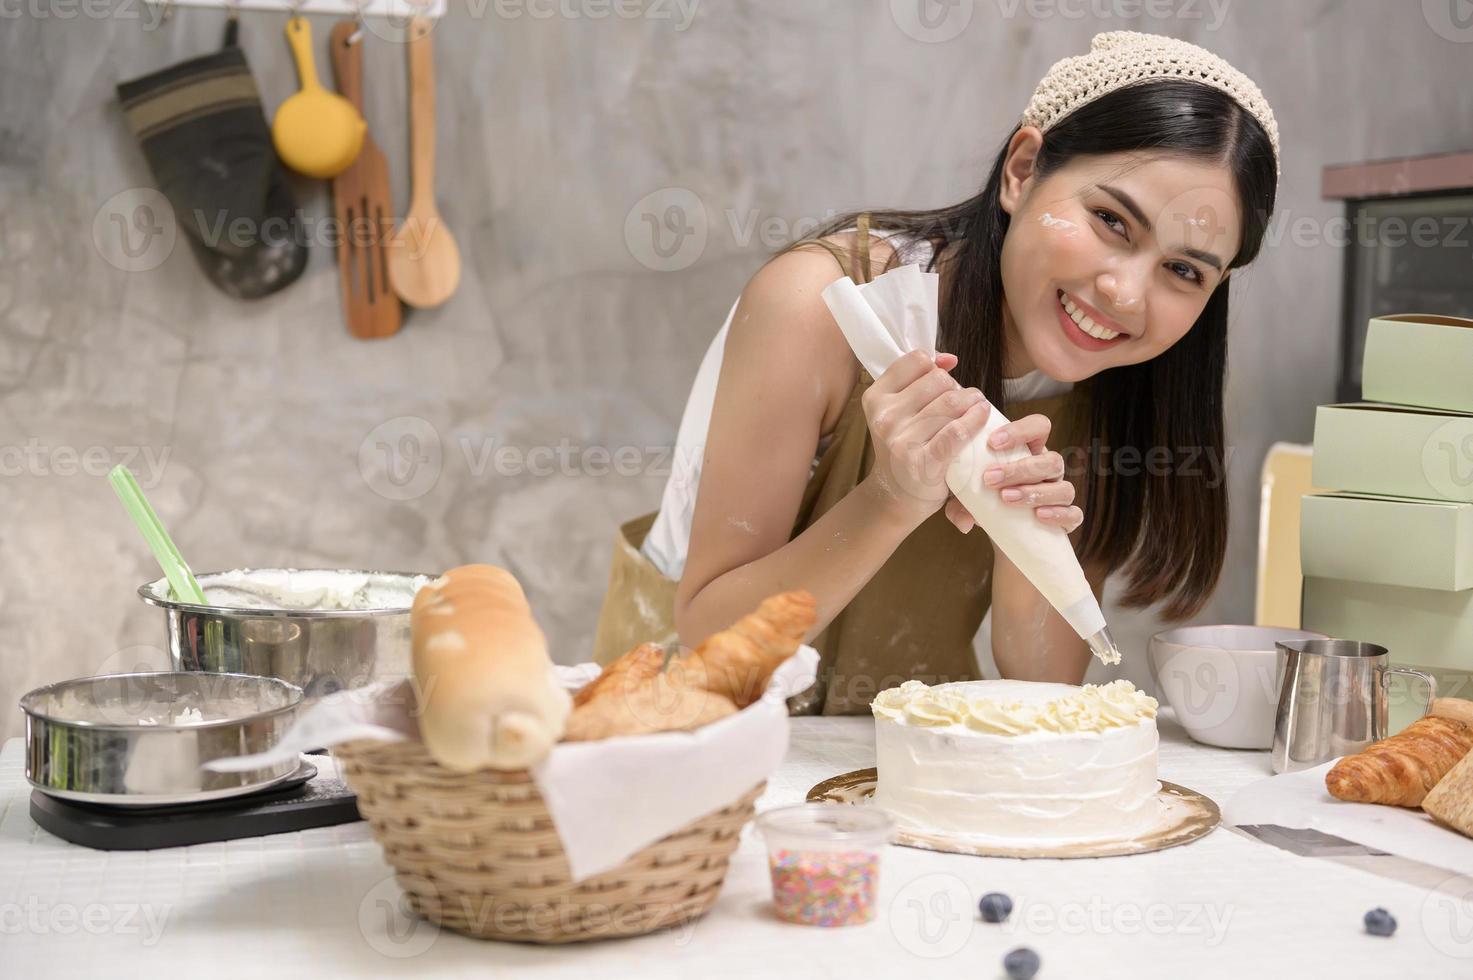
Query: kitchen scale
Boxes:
[{"xmin": 28, "ymin": 753, "xmax": 363, "ymax": 850}]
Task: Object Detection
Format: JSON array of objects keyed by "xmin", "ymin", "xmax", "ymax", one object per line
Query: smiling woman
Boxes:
[
  {"xmin": 593, "ymin": 31, "xmax": 1281, "ymax": 715},
  {"xmin": 778, "ymin": 69, "xmax": 1278, "ymax": 630},
  {"xmin": 958, "ymin": 74, "xmax": 1277, "ymax": 626}
]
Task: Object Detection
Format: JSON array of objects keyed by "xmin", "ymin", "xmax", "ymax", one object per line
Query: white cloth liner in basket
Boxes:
[{"xmin": 207, "ymin": 646, "xmax": 819, "ymax": 883}]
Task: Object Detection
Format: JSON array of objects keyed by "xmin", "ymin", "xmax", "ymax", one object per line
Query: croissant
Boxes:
[
  {"xmin": 572, "ymin": 642, "xmax": 668, "ymax": 708},
  {"xmin": 562, "ymin": 589, "xmax": 816, "ymax": 741},
  {"xmin": 1325, "ymin": 716, "xmax": 1473, "ymax": 807},
  {"xmin": 562, "ymin": 673, "xmax": 737, "ymax": 741},
  {"xmin": 670, "ymin": 590, "xmax": 817, "ymax": 709}
]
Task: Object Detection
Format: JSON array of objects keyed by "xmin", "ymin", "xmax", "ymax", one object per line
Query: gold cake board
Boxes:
[{"xmin": 807, "ymin": 767, "xmax": 1219, "ymax": 859}]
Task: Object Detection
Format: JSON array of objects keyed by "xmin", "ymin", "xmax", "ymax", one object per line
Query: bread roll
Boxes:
[
  {"xmin": 1422, "ymin": 744, "xmax": 1473, "ymax": 837},
  {"xmin": 1432, "ymin": 697, "xmax": 1473, "ymax": 727},
  {"xmin": 411, "ymin": 564, "xmax": 571, "ymax": 771}
]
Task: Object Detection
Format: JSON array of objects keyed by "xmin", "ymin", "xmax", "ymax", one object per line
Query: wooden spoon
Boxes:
[
  {"xmin": 272, "ymin": 16, "xmax": 365, "ymax": 179},
  {"xmin": 329, "ymin": 21, "xmax": 401, "ymax": 339},
  {"xmin": 387, "ymin": 15, "xmax": 461, "ymax": 308}
]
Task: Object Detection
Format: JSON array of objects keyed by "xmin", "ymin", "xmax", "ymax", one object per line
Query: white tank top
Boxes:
[{"xmin": 639, "ymin": 231, "xmax": 1075, "ymax": 580}]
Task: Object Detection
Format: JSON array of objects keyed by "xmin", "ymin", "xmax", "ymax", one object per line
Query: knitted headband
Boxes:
[{"xmin": 1020, "ymin": 31, "xmax": 1281, "ymax": 179}]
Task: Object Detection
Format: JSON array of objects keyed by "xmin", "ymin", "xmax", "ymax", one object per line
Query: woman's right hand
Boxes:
[{"xmin": 860, "ymin": 348, "xmax": 991, "ymax": 528}]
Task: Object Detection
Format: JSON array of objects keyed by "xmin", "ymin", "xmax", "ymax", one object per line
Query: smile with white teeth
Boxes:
[{"xmin": 1058, "ymin": 290, "xmax": 1124, "ymax": 341}]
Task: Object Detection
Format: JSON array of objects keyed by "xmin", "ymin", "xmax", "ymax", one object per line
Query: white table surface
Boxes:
[{"xmin": 4, "ymin": 711, "xmax": 1470, "ymax": 979}]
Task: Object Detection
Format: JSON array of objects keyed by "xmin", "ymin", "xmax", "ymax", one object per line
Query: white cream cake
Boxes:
[{"xmin": 870, "ymin": 678, "xmax": 1162, "ymax": 844}]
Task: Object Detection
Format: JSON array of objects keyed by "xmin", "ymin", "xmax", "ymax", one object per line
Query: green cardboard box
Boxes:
[
  {"xmin": 1363, "ymin": 314, "xmax": 1473, "ymax": 413},
  {"xmin": 1311, "ymin": 403, "xmax": 1473, "ymax": 503},
  {"xmin": 1301, "ymin": 575, "xmax": 1473, "ymax": 672},
  {"xmin": 1300, "ymin": 492, "xmax": 1473, "ymax": 592}
]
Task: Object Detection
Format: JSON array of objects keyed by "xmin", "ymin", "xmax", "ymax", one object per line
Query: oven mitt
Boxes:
[{"xmin": 116, "ymin": 20, "xmax": 307, "ymax": 300}]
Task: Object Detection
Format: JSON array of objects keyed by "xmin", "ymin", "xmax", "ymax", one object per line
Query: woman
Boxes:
[{"xmin": 593, "ymin": 32, "xmax": 1280, "ymax": 715}]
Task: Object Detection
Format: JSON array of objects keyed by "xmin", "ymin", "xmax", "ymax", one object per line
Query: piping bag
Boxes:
[{"xmin": 821, "ymin": 264, "xmax": 1121, "ymax": 666}]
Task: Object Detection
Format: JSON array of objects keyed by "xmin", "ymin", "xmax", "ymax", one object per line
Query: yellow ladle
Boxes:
[{"xmin": 272, "ymin": 16, "xmax": 365, "ymax": 179}]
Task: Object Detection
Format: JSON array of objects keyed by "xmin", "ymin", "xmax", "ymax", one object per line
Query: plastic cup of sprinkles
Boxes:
[{"xmin": 755, "ymin": 803, "xmax": 894, "ymax": 926}]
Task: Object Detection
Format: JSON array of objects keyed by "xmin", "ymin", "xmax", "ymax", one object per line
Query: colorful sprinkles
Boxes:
[{"xmin": 767, "ymin": 848, "xmax": 880, "ymax": 926}]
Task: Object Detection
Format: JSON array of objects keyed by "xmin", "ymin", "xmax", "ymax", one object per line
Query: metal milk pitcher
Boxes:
[{"xmin": 1271, "ymin": 639, "xmax": 1436, "ymax": 774}]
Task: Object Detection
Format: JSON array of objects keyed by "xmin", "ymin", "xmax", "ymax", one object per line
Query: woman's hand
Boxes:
[
  {"xmin": 947, "ymin": 413, "xmax": 1084, "ymax": 534},
  {"xmin": 860, "ymin": 349, "xmax": 992, "ymax": 527}
]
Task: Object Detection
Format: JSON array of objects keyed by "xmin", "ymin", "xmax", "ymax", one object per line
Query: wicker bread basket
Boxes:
[{"xmin": 334, "ymin": 737, "xmax": 764, "ymax": 944}]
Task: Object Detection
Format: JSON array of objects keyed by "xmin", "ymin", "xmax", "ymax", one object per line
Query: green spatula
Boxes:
[{"xmin": 107, "ymin": 464, "xmax": 207, "ymax": 605}]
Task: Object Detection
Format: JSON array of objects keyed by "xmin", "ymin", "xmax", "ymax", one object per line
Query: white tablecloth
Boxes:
[{"xmin": 3, "ymin": 712, "xmax": 1469, "ymax": 978}]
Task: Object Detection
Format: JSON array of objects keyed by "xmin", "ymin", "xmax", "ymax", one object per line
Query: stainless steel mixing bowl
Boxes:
[
  {"xmin": 138, "ymin": 568, "xmax": 429, "ymax": 699},
  {"xmin": 21, "ymin": 671, "xmax": 303, "ymax": 806}
]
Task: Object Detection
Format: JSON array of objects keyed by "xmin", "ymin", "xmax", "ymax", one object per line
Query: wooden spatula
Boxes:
[
  {"xmin": 329, "ymin": 21, "xmax": 401, "ymax": 339},
  {"xmin": 387, "ymin": 14, "xmax": 461, "ymax": 309}
]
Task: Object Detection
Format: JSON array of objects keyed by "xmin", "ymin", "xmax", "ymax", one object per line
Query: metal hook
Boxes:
[
  {"xmin": 347, "ymin": 0, "xmax": 370, "ymax": 44},
  {"xmin": 221, "ymin": 0, "xmax": 241, "ymax": 46}
]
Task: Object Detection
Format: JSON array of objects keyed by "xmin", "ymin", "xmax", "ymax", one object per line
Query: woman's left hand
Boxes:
[{"xmin": 943, "ymin": 413, "xmax": 1084, "ymax": 534}]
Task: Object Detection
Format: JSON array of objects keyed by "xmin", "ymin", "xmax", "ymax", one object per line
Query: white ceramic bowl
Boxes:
[{"xmin": 1147, "ymin": 625, "xmax": 1327, "ymax": 749}]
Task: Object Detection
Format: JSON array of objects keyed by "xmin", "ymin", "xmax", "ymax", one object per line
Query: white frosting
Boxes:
[
  {"xmin": 194, "ymin": 569, "xmax": 431, "ymax": 612},
  {"xmin": 135, "ymin": 706, "xmax": 207, "ymax": 726},
  {"xmin": 871, "ymin": 679, "xmax": 1162, "ymax": 844},
  {"xmin": 873, "ymin": 678, "xmax": 1157, "ymax": 733}
]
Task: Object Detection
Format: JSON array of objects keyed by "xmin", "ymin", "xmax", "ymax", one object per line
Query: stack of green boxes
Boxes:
[{"xmin": 1301, "ymin": 314, "xmax": 1473, "ymax": 734}]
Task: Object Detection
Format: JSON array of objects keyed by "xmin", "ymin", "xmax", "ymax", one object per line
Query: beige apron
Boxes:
[{"xmin": 591, "ymin": 214, "xmax": 1094, "ymax": 714}]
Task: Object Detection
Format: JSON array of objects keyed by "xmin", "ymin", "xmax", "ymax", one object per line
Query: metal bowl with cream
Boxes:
[{"xmin": 139, "ymin": 568, "xmax": 432, "ymax": 698}]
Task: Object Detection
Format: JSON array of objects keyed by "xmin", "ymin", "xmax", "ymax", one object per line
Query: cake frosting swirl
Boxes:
[
  {"xmin": 872, "ymin": 678, "xmax": 1157, "ymax": 734},
  {"xmin": 870, "ymin": 678, "xmax": 1162, "ymax": 845}
]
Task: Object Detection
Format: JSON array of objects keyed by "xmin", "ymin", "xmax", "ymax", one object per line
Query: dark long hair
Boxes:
[{"xmin": 772, "ymin": 80, "xmax": 1278, "ymax": 621}]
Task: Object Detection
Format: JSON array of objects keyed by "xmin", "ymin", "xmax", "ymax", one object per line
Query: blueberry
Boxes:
[
  {"xmin": 1363, "ymin": 907, "xmax": 1397, "ymax": 937},
  {"xmin": 1004, "ymin": 946, "xmax": 1041, "ymax": 980},
  {"xmin": 979, "ymin": 891, "xmax": 1014, "ymax": 923}
]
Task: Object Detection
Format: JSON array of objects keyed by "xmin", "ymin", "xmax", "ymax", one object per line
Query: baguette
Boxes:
[
  {"xmin": 411, "ymin": 564, "xmax": 571, "ymax": 771},
  {"xmin": 1325, "ymin": 716, "xmax": 1473, "ymax": 807}
]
